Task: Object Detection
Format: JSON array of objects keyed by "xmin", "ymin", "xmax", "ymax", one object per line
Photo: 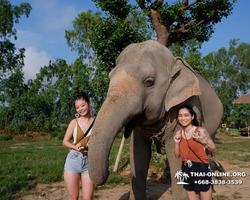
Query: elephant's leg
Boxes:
[
  {"xmin": 165, "ymin": 137, "xmax": 188, "ymax": 200},
  {"xmin": 129, "ymin": 129, "xmax": 151, "ymax": 200}
]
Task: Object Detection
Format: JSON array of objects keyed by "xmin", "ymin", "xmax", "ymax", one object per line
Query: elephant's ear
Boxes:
[{"xmin": 165, "ymin": 57, "xmax": 201, "ymax": 112}]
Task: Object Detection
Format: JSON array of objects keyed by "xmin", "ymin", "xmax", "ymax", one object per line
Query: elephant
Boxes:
[{"xmin": 88, "ymin": 40, "xmax": 223, "ymax": 200}]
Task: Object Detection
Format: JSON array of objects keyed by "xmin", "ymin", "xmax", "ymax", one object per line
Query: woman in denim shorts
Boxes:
[{"xmin": 63, "ymin": 92, "xmax": 95, "ymax": 200}]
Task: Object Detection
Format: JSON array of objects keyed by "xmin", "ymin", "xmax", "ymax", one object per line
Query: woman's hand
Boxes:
[
  {"xmin": 194, "ymin": 128, "xmax": 216, "ymax": 152},
  {"xmin": 194, "ymin": 130, "xmax": 207, "ymax": 144},
  {"xmin": 76, "ymin": 143, "xmax": 88, "ymax": 154},
  {"xmin": 75, "ymin": 143, "xmax": 82, "ymax": 152},
  {"xmin": 174, "ymin": 132, "xmax": 182, "ymax": 144}
]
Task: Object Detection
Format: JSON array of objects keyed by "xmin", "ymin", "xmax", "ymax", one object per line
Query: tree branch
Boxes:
[
  {"xmin": 170, "ymin": 19, "xmax": 197, "ymax": 33},
  {"xmin": 170, "ymin": 18, "xmax": 205, "ymax": 34},
  {"xmin": 168, "ymin": 32, "xmax": 187, "ymax": 46},
  {"xmin": 157, "ymin": 0, "xmax": 164, "ymax": 4},
  {"xmin": 182, "ymin": 0, "xmax": 202, "ymax": 11},
  {"xmin": 186, "ymin": 19, "xmax": 205, "ymax": 31},
  {"xmin": 136, "ymin": 0, "xmax": 147, "ymax": 12}
]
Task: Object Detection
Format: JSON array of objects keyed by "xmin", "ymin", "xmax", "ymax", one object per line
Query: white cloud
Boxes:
[
  {"xmin": 15, "ymin": 30, "xmax": 42, "ymax": 48},
  {"xmin": 44, "ymin": 6, "xmax": 78, "ymax": 31},
  {"xmin": 32, "ymin": 0, "xmax": 78, "ymax": 32},
  {"xmin": 23, "ymin": 47, "xmax": 52, "ymax": 81}
]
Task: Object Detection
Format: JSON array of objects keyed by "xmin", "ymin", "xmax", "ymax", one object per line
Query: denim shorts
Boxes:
[{"xmin": 64, "ymin": 149, "xmax": 89, "ymax": 175}]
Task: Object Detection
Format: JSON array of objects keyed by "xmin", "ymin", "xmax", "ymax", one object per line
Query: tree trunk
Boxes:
[{"xmin": 150, "ymin": 9, "xmax": 170, "ymax": 47}]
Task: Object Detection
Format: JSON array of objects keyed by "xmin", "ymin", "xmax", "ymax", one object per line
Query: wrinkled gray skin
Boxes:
[{"xmin": 88, "ymin": 40, "xmax": 223, "ymax": 200}]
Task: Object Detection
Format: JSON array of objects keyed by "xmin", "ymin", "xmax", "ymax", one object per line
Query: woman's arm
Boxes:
[
  {"xmin": 174, "ymin": 143, "xmax": 180, "ymax": 159},
  {"xmin": 62, "ymin": 119, "xmax": 79, "ymax": 151},
  {"xmin": 174, "ymin": 131, "xmax": 181, "ymax": 159},
  {"xmin": 197, "ymin": 127, "xmax": 216, "ymax": 153}
]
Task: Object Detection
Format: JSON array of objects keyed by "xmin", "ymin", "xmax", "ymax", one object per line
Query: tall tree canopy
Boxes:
[
  {"xmin": 0, "ymin": 0, "xmax": 32, "ymax": 104},
  {"xmin": 202, "ymin": 39, "xmax": 250, "ymax": 123},
  {"xmin": 65, "ymin": 9, "xmax": 153, "ymax": 110},
  {"xmin": 92, "ymin": 0, "xmax": 236, "ymax": 47},
  {"xmin": 65, "ymin": 0, "xmax": 236, "ymax": 113},
  {"xmin": 170, "ymin": 39, "xmax": 204, "ymax": 75}
]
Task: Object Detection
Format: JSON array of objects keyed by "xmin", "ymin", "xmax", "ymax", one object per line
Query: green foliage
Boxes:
[
  {"xmin": 228, "ymin": 104, "xmax": 250, "ymax": 128},
  {"xmin": 0, "ymin": 0, "xmax": 31, "ymax": 39},
  {"xmin": 93, "ymin": 0, "xmax": 236, "ymax": 46},
  {"xmin": 202, "ymin": 39, "xmax": 250, "ymax": 123},
  {"xmin": 65, "ymin": 9, "xmax": 153, "ymax": 112},
  {"xmin": 25, "ymin": 133, "xmax": 32, "ymax": 138},
  {"xmin": 150, "ymin": 145, "xmax": 168, "ymax": 170},
  {"xmin": 0, "ymin": 134, "xmax": 11, "ymax": 141},
  {"xmin": 170, "ymin": 39, "xmax": 205, "ymax": 75},
  {"xmin": 0, "ymin": 0, "xmax": 241, "ymax": 136},
  {"xmin": 158, "ymin": 0, "xmax": 236, "ymax": 46},
  {"xmin": 90, "ymin": 15, "xmax": 147, "ymax": 72},
  {"xmin": 65, "ymin": 10, "xmax": 101, "ymax": 59},
  {"xmin": 57, "ymin": 133, "xmax": 65, "ymax": 140},
  {"xmin": 0, "ymin": 1, "xmax": 32, "ymax": 107},
  {"xmin": 89, "ymin": 10, "xmax": 153, "ymax": 109},
  {"xmin": 92, "ymin": 0, "xmax": 133, "ymax": 20}
]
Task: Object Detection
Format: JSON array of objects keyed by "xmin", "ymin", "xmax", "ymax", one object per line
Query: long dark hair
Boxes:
[
  {"xmin": 73, "ymin": 92, "xmax": 90, "ymax": 107},
  {"xmin": 177, "ymin": 104, "xmax": 199, "ymax": 126}
]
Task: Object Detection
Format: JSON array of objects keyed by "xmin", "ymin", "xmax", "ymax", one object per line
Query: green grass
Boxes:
[
  {"xmin": 214, "ymin": 136, "xmax": 250, "ymax": 165},
  {"xmin": 0, "ymin": 135, "xmax": 131, "ymax": 200},
  {"xmin": 0, "ymin": 140, "xmax": 68, "ymax": 200},
  {"xmin": 1, "ymin": 133, "xmax": 249, "ymax": 200},
  {"xmin": 232, "ymin": 191, "xmax": 242, "ymax": 199}
]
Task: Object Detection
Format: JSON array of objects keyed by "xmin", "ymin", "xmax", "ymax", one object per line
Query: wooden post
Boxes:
[{"xmin": 113, "ymin": 134, "xmax": 125, "ymax": 172}]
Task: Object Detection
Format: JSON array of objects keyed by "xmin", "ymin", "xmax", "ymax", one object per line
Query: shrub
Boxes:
[{"xmin": 0, "ymin": 134, "xmax": 11, "ymax": 141}]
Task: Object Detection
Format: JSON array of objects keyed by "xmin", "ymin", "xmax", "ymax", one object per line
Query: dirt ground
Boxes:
[{"xmin": 17, "ymin": 133, "xmax": 250, "ymax": 200}]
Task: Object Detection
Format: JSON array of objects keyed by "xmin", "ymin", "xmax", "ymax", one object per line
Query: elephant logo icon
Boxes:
[{"xmin": 175, "ymin": 170, "xmax": 189, "ymax": 185}]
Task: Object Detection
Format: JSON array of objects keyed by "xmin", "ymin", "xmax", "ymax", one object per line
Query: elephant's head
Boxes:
[{"xmin": 88, "ymin": 40, "xmax": 201, "ymax": 185}]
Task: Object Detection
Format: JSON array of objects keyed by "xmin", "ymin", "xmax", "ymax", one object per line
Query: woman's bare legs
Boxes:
[
  {"xmin": 64, "ymin": 170, "xmax": 80, "ymax": 200},
  {"xmin": 186, "ymin": 190, "xmax": 200, "ymax": 200},
  {"xmin": 81, "ymin": 173, "xmax": 95, "ymax": 200},
  {"xmin": 200, "ymin": 186, "xmax": 212, "ymax": 200},
  {"xmin": 186, "ymin": 186, "xmax": 212, "ymax": 200}
]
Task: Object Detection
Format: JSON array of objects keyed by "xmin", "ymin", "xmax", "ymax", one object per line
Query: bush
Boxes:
[
  {"xmin": 49, "ymin": 131, "xmax": 58, "ymax": 138},
  {"xmin": 57, "ymin": 133, "xmax": 64, "ymax": 140},
  {"xmin": 0, "ymin": 134, "xmax": 11, "ymax": 141}
]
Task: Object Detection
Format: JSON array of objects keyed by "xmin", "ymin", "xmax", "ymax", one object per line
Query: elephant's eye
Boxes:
[{"xmin": 144, "ymin": 78, "xmax": 154, "ymax": 88}]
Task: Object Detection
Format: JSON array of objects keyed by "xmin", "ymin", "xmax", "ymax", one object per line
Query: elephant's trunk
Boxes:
[{"xmin": 88, "ymin": 72, "xmax": 142, "ymax": 185}]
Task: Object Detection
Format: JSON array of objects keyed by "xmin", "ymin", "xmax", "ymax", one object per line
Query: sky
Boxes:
[{"xmin": 10, "ymin": 0, "xmax": 250, "ymax": 81}]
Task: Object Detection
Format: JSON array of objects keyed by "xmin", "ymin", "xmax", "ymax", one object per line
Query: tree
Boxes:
[
  {"xmin": 92, "ymin": 0, "xmax": 236, "ymax": 47},
  {"xmin": 202, "ymin": 39, "xmax": 250, "ymax": 123},
  {"xmin": 0, "ymin": 0, "xmax": 32, "ymax": 104},
  {"xmin": 65, "ymin": 10, "xmax": 101, "ymax": 76},
  {"xmin": 169, "ymin": 39, "xmax": 204, "ymax": 75},
  {"xmin": 228, "ymin": 104, "xmax": 250, "ymax": 128},
  {"xmin": 90, "ymin": 10, "xmax": 153, "ymax": 72},
  {"xmin": 66, "ymin": 9, "xmax": 152, "ymax": 111}
]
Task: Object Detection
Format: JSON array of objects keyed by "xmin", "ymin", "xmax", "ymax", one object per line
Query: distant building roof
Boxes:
[{"xmin": 233, "ymin": 94, "xmax": 250, "ymax": 104}]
